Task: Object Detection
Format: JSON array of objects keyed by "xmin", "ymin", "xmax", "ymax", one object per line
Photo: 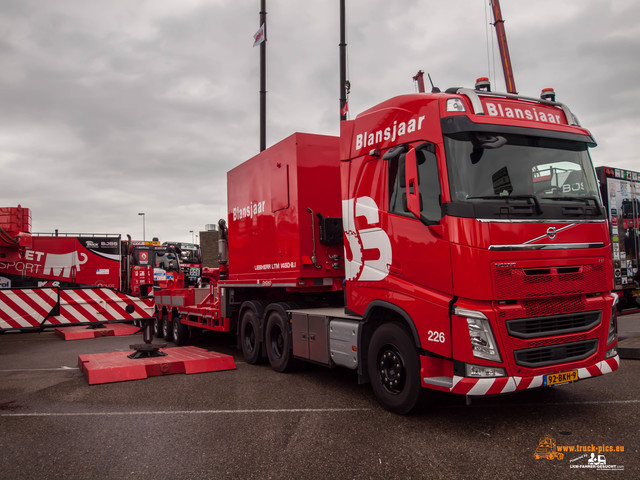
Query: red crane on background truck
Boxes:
[
  {"xmin": 0, "ymin": 208, "xmax": 179, "ymax": 331},
  {"xmin": 151, "ymin": 78, "xmax": 619, "ymax": 413}
]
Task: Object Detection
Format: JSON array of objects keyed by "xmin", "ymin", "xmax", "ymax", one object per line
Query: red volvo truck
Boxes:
[{"xmin": 153, "ymin": 80, "xmax": 619, "ymax": 413}]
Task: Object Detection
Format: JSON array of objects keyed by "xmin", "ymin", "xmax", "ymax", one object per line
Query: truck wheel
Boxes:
[
  {"xmin": 265, "ymin": 308, "xmax": 293, "ymax": 372},
  {"xmin": 162, "ymin": 312, "xmax": 173, "ymax": 341},
  {"xmin": 173, "ymin": 315, "xmax": 189, "ymax": 346},
  {"xmin": 368, "ymin": 322, "xmax": 423, "ymax": 415},
  {"xmin": 240, "ymin": 309, "xmax": 261, "ymax": 364},
  {"xmin": 153, "ymin": 311, "xmax": 164, "ymax": 338}
]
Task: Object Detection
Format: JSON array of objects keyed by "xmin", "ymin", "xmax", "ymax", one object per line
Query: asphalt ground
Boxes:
[{"xmin": 1, "ymin": 317, "xmax": 639, "ymax": 480}]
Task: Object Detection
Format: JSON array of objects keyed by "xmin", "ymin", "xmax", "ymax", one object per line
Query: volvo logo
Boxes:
[{"xmin": 546, "ymin": 227, "xmax": 557, "ymax": 240}]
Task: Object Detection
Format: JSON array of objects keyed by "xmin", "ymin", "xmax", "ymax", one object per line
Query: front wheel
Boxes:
[
  {"xmin": 368, "ymin": 322, "xmax": 423, "ymax": 415},
  {"xmin": 265, "ymin": 307, "xmax": 293, "ymax": 372}
]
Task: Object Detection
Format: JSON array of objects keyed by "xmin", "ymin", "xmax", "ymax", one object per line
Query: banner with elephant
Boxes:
[{"xmin": 0, "ymin": 235, "xmax": 123, "ymax": 290}]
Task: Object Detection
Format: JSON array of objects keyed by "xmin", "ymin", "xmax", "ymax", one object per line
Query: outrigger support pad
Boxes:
[
  {"xmin": 86, "ymin": 323, "xmax": 107, "ymax": 330},
  {"xmin": 128, "ymin": 317, "xmax": 167, "ymax": 359}
]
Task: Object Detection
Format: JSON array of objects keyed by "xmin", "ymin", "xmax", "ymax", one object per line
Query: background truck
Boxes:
[
  {"xmin": 129, "ymin": 240, "xmax": 183, "ymax": 292},
  {"xmin": 163, "ymin": 242, "xmax": 202, "ymax": 287},
  {"xmin": 596, "ymin": 166, "xmax": 640, "ymax": 312},
  {"xmin": 0, "ymin": 207, "xmax": 157, "ymax": 331},
  {"xmin": 150, "ymin": 79, "xmax": 620, "ymax": 414}
]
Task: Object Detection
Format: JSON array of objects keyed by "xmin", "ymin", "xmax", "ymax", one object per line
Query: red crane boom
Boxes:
[{"xmin": 490, "ymin": 0, "xmax": 516, "ymax": 93}]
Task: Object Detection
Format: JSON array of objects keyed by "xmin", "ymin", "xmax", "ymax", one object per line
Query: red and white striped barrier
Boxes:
[
  {"xmin": 0, "ymin": 287, "xmax": 154, "ymax": 331},
  {"xmin": 0, "ymin": 288, "xmax": 58, "ymax": 330},
  {"xmin": 55, "ymin": 288, "xmax": 153, "ymax": 325}
]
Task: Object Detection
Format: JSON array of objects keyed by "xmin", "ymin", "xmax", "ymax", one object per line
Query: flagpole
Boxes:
[
  {"xmin": 260, "ymin": 0, "xmax": 267, "ymax": 151},
  {"xmin": 339, "ymin": 0, "xmax": 347, "ymax": 121}
]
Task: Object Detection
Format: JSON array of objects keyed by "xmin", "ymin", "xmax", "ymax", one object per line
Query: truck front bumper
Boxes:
[{"xmin": 422, "ymin": 355, "xmax": 620, "ymax": 396}]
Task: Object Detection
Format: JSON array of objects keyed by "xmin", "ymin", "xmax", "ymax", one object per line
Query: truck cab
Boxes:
[
  {"xmin": 340, "ymin": 81, "xmax": 618, "ymax": 412},
  {"xmin": 163, "ymin": 242, "xmax": 203, "ymax": 287},
  {"xmin": 129, "ymin": 241, "xmax": 183, "ymax": 293}
]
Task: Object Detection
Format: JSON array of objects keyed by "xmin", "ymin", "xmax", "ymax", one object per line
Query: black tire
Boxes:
[
  {"xmin": 188, "ymin": 325, "xmax": 202, "ymax": 343},
  {"xmin": 368, "ymin": 322, "xmax": 423, "ymax": 415},
  {"xmin": 264, "ymin": 306, "xmax": 293, "ymax": 372},
  {"xmin": 153, "ymin": 310, "xmax": 164, "ymax": 338},
  {"xmin": 162, "ymin": 311, "xmax": 173, "ymax": 341},
  {"xmin": 173, "ymin": 314, "xmax": 189, "ymax": 346},
  {"xmin": 240, "ymin": 308, "xmax": 261, "ymax": 364}
]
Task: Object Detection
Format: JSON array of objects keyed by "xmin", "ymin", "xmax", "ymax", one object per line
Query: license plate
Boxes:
[{"xmin": 544, "ymin": 370, "xmax": 578, "ymax": 386}]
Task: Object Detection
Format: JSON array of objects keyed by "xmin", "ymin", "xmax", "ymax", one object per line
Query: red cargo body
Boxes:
[{"xmin": 226, "ymin": 133, "xmax": 344, "ymax": 290}]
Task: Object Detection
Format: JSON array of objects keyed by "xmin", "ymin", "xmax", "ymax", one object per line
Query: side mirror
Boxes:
[{"xmin": 404, "ymin": 148, "xmax": 421, "ymax": 219}]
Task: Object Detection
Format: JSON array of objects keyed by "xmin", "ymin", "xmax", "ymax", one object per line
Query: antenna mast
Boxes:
[{"xmin": 339, "ymin": 0, "xmax": 348, "ymax": 120}]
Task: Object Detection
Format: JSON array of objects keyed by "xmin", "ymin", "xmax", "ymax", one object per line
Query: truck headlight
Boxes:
[
  {"xmin": 454, "ymin": 306, "xmax": 502, "ymax": 362},
  {"xmin": 608, "ymin": 295, "xmax": 619, "ymax": 346}
]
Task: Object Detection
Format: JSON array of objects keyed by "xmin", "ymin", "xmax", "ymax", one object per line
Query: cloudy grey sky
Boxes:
[{"xmin": 1, "ymin": 0, "xmax": 638, "ymax": 242}]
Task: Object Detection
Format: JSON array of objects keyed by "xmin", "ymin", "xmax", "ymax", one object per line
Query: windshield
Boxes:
[
  {"xmin": 155, "ymin": 251, "xmax": 179, "ymax": 272},
  {"xmin": 445, "ymin": 132, "xmax": 602, "ymax": 218},
  {"xmin": 180, "ymin": 248, "xmax": 201, "ymax": 264}
]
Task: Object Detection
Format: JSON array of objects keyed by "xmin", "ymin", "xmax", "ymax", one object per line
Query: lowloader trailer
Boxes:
[{"xmin": 122, "ymin": 81, "xmax": 621, "ymax": 413}]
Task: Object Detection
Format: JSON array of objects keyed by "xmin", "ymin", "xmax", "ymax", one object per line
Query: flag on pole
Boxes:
[
  {"xmin": 341, "ymin": 100, "xmax": 349, "ymax": 117},
  {"xmin": 253, "ymin": 23, "xmax": 265, "ymax": 47}
]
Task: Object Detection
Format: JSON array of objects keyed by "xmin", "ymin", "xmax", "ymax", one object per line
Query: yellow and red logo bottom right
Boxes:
[{"xmin": 534, "ymin": 435, "xmax": 625, "ymax": 471}]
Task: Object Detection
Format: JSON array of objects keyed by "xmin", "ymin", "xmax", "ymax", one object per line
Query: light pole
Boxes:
[
  {"xmin": 138, "ymin": 212, "xmax": 146, "ymax": 241},
  {"xmin": 189, "ymin": 230, "xmax": 194, "ymax": 243}
]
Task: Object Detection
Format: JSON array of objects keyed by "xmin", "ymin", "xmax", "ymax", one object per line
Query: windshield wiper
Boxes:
[
  {"xmin": 466, "ymin": 195, "xmax": 542, "ymax": 214},
  {"xmin": 541, "ymin": 196, "xmax": 602, "ymax": 215}
]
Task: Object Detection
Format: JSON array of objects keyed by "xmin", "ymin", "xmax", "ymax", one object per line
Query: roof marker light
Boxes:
[
  {"xmin": 540, "ymin": 88, "xmax": 556, "ymax": 102},
  {"xmin": 475, "ymin": 77, "xmax": 491, "ymax": 92}
]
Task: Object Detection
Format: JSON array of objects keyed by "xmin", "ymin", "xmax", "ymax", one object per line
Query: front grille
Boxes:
[
  {"xmin": 493, "ymin": 263, "xmax": 608, "ymax": 300},
  {"xmin": 514, "ymin": 339, "xmax": 598, "ymax": 367},
  {"xmin": 506, "ymin": 311, "xmax": 601, "ymax": 339}
]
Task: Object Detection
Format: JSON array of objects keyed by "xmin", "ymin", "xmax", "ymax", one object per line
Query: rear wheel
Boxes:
[
  {"xmin": 153, "ymin": 310, "xmax": 164, "ymax": 338},
  {"xmin": 162, "ymin": 312, "xmax": 173, "ymax": 341},
  {"xmin": 265, "ymin": 306, "xmax": 293, "ymax": 372},
  {"xmin": 173, "ymin": 314, "xmax": 189, "ymax": 346},
  {"xmin": 188, "ymin": 325, "xmax": 202, "ymax": 343},
  {"xmin": 240, "ymin": 309, "xmax": 261, "ymax": 364},
  {"xmin": 368, "ymin": 322, "xmax": 423, "ymax": 415}
]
